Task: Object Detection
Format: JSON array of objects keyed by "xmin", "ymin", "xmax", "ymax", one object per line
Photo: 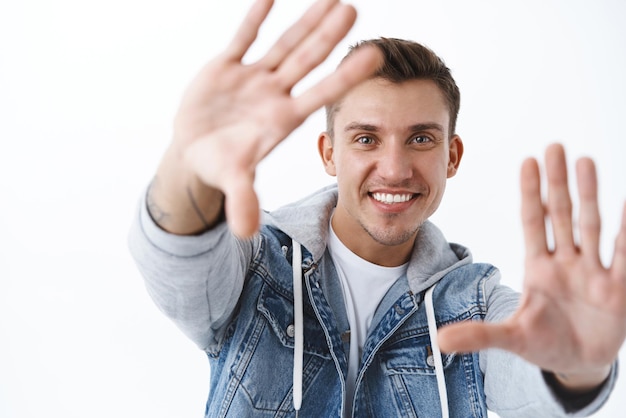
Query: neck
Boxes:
[{"xmin": 331, "ymin": 216, "xmax": 415, "ymax": 267}]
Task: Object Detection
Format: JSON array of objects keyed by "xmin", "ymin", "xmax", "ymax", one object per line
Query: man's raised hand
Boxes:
[
  {"xmin": 438, "ymin": 143, "xmax": 626, "ymax": 392},
  {"xmin": 152, "ymin": 0, "xmax": 380, "ymax": 237}
]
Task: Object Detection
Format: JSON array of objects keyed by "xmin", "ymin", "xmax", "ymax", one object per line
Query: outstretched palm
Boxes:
[
  {"xmin": 171, "ymin": 0, "xmax": 380, "ymax": 237},
  {"xmin": 439, "ymin": 144, "xmax": 626, "ymax": 389}
]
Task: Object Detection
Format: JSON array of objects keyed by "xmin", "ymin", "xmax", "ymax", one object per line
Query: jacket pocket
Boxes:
[
  {"xmin": 257, "ymin": 281, "xmax": 332, "ymax": 359},
  {"xmin": 375, "ymin": 331, "xmax": 485, "ymax": 418},
  {"xmin": 381, "ymin": 332, "xmax": 456, "ymax": 375},
  {"xmin": 227, "ymin": 281, "xmax": 332, "ymax": 415}
]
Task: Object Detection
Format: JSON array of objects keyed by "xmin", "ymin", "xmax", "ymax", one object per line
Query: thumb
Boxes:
[
  {"xmin": 184, "ymin": 130, "xmax": 262, "ymax": 238},
  {"xmin": 223, "ymin": 173, "xmax": 260, "ymax": 238},
  {"xmin": 438, "ymin": 321, "xmax": 517, "ymax": 354}
]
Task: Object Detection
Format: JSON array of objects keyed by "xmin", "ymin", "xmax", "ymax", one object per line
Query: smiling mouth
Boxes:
[{"xmin": 370, "ymin": 192, "xmax": 416, "ymax": 204}]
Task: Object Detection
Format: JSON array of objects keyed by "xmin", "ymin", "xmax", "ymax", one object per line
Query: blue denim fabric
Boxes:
[
  {"xmin": 130, "ymin": 184, "xmax": 618, "ymax": 418},
  {"xmin": 203, "ymin": 226, "xmax": 493, "ymax": 418}
]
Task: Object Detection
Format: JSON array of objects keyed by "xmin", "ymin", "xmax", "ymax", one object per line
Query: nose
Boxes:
[{"xmin": 376, "ymin": 141, "xmax": 413, "ymax": 183}]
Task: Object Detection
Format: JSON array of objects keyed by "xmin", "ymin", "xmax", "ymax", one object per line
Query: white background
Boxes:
[{"xmin": 1, "ymin": 0, "xmax": 625, "ymax": 417}]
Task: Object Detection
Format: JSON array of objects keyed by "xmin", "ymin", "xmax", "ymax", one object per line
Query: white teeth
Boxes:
[{"xmin": 372, "ymin": 193, "xmax": 413, "ymax": 204}]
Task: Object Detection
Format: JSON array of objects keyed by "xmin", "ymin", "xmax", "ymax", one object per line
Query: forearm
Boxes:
[
  {"xmin": 129, "ymin": 189, "xmax": 252, "ymax": 350},
  {"xmin": 148, "ymin": 146, "xmax": 225, "ymax": 235}
]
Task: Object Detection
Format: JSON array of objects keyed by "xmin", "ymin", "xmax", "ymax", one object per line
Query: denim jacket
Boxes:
[{"xmin": 129, "ymin": 184, "xmax": 616, "ymax": 418}]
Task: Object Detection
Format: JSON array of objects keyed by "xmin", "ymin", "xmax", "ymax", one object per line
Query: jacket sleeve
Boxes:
[
  {"xmin": 127, "ymin": 187, "xmax": 258, "ymax": 352},
  {"xmin": 480, "ymin": 272, "xmax": 618, "ymax": 417}
]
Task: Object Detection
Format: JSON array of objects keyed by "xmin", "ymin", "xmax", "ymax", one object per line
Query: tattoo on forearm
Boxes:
[
  {"xmin": 147, "ymin": 178, "xmax": 170, "ymax": 225},
  {"xmin": 187, "ymin": 186, "xmax": 211, "ymax": 229}
]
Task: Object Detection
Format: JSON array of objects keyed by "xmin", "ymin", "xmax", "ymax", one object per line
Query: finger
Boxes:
[
  {"xmin": 293, "ymin": 44, "xmax": 381, "ymax": 118},
  {"xmin": 521, "ymin": 157, "xmax": 548, "ymax": 257},
  {"xmin": 224, "ymin": 0, "xmax": 275, "ymax": 62},
  {"xmin": 545, "ymin": 143, "xmax": 577, "ymax": 253},
  {"xmin": 576, "ymin": 157, "xmax": 602, "ymax": 264},
  {"xmin": 224, "ymin": 174, "xmax": 261, "ymax": 238},
  {"xmin": 257, "ymin": 0, "xmax": 338, "ymax": 70},
  {"xmin": 611, "ymin": 201, "xmax": 626, "ymax": 282},
  {"xmin": 274, "ymin": 3, "xmax": 357, "ymax": 89},
  {"xmin": 438, "ymin": 321, "xmax": 518, "ymax": 354}
]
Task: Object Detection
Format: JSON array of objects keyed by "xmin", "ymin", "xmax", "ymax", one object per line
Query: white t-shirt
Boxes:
[{"xmin": 327, "ymin": 220, "xmax": 408, "ymax": 413}]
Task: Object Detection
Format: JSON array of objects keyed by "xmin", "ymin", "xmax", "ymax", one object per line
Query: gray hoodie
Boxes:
[{"xmin": 129, "ymin": 184, "xmax": 616, "ymax": 417}]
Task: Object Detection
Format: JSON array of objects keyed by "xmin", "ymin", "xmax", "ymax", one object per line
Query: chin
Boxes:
[{"xmin": 365, "ymin": 224, "xmax": 419, "ymax": 247}]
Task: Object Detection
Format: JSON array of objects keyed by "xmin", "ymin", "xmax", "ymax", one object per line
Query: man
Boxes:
[{"xmin": 129, "ymin": 0, "xmax": 626, "ymax": 416}]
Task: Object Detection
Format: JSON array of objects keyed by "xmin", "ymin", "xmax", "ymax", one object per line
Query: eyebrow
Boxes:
[
  {"xmin": 344, "ymin": 122, "xmax": 379, "ymax": 133},
  {"xmin": 343, "ymin": 122, "xmax": 445, "ymax": 134}
]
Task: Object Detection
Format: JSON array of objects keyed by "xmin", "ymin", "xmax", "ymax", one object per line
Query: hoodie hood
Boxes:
[
  {"xmin": 262, "ymin": 183, "xmax": 473, "ymax": 295},
  {"xmin": 265, "ymin": 184, "xmax": 459, "ymax": 417}
]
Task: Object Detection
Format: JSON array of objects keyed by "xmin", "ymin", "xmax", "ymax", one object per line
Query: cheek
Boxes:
[
  {"xmin": 417, "ymin": 159, "xmax": 449, "ymax": 187},
  {"xmin": 333, "ymin": 152, "xmax": 355, "ymax": 178},
  {"xmin": 334, "ymin": 160, "xmax": 366, "ymax": 193}
]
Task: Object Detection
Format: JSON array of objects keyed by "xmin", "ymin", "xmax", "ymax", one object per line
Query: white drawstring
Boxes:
[
  {"xmin": 425, "ymin": 285, "xmax": 449, "ymax": 418},
  {"xmin": 291, "ymin": 245, "xmax": 447, "ymax": 417},
  {"xmin": 292, "ymin": 240, "xmax": 303, "ymax": 415}
]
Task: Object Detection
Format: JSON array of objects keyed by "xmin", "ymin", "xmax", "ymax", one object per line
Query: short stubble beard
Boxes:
[{"xmin": 358, "ymin": 215, "xmax": 422, "ymax": 247}]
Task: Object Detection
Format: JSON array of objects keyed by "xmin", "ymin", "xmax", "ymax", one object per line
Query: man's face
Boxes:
[{"xmin": 319, "ymin": 78, "xmax": 463, "ymax": 265}]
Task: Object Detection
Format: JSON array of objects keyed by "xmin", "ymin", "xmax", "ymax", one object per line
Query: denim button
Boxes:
[
  {"xmin": 427, "ymin": 355, "xmax": 435, "ymax": 367},
  {"xmin": 286, "ymin": 324, "xmax": 295, "ymax": 337}
]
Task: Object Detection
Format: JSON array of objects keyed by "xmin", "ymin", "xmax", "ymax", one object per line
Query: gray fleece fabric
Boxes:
[{"xmin": 129, "ymin": 183, "xmax": 617, "ymax": 417}]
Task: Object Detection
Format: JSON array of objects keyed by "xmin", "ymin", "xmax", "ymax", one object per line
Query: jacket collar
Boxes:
[{"xmin": 262, "ymin": 184, "xmax": 473, "ymax": 294}]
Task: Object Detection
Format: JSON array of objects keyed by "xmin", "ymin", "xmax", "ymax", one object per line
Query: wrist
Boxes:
[
  {"xmin": 149, "ymin": 149, "xmax": 225, "ymax": 235},
  {"xmin": 548, "ymin": 364, "xmax": 612, "ymax": 394}
]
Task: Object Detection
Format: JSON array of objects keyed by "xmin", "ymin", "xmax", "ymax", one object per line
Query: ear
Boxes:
[
  {"xmin": 447, "ymin": 135, "xmax": 463, "ymax": 178},
  {"xmin": 318, "ymin": 132, "xmax": 337, "ymax": 176}
]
